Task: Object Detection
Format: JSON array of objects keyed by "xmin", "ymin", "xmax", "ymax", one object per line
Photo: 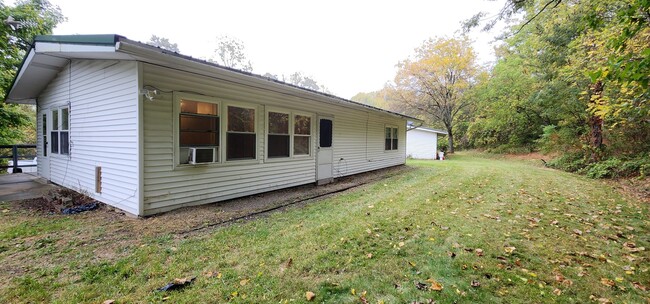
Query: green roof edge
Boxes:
[{"xmin": 34, "ymin": 34, "xmax": 124, "ymax": 45}]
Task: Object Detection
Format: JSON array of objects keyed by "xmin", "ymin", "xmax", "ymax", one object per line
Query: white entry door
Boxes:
[
  {"xmin": 316, "ymin": 116, "xmax": 333, "ymax": 185},
  {"xmin": 38, "ymin": 110, "xmax": 50, "ymax": 179}
]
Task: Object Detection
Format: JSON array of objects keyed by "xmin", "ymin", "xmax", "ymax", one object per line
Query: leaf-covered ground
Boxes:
[{"xmin": 1, "ymin": 153, "xmax": 648, "ymax": 303}]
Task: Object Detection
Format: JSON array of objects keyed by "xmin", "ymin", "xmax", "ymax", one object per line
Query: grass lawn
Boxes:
[{"xmin": 1, "ymin": 153, "xmax": 648, "ymax": 303}]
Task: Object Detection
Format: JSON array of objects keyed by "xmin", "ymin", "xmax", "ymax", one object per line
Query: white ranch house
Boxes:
[
  {"xmin": 6, "ymin": 35, "xmax": 417, "ymax": 216},
  {"xmin": 406, "ymin": 127, "xmax": 447, "ymax": 159}
]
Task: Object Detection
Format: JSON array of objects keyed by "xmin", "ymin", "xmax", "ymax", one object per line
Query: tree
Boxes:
[
  {"xmin": 466, "ymin": 0, "xmax": 650, "ymax": 159},
  {"xmin": 210, "ymin": 35, "xmax": 253, "ymax": 72},
  {"xmin": 284, "ymin": 72, "xmax": 331, "ymax": 94},
  {"xmin": 351, "ymin": 91, "xmax": 390, "ymax": 109},
  {"xmin": 148, "ymin": 34, "xmax": 179, "ymax": 52},
  {"xmin": 0, "ymin": 0, "xmax": 64, "ymax": 146},
  {"xmin": 386, "ymin": 36, "xmax": 480, "ymax": 153}
]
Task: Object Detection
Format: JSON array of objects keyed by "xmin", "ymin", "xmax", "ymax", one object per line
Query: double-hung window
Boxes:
[
  {"xmin": 227, "ymin": 105, "xmax": 256, "ymax": 160},
  {"xmin": 267, "ymin": 111, "xmax": 312, "ymax": 158},
  {"xmin": 179, "ymin": 98, "xmax": 219, "ymax": 164},
  {"xmin": 293, "ymin": 114, "xmax": 311, "ymax": 155},
  {"xmin": 51, "ymin": 108, "xmax": 70, "ymax": 155},
  {"xmin": 268, "ymin": 111, "xmax": 290, "ymax": 158},
  {"xmin": 385, "ymin": 126, "xmax": 398, "ymax": 151}
]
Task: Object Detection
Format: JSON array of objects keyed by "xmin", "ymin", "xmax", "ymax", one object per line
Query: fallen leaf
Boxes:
[
  {"xmin": 367, "ymin": 253, "xmax": 373, "ymax": 259},
  {"xmin": 415, "ymin": 281, "xmax": 429, "ymax": 291},
  {"xmin": 399, "ymin": 241, "xmax": 405, "ymax": 247},
  {"xmin": 597, "ymin": 298, "xmax": 612, "ymax": 304},
  {"xmin": 550, "ymin": 220, "xmax": 558, "ymax": 225},
  {"xmin": 102, "ymin": 300, "xmax": 115, "ymax": 304},
  {"xmin": 240, "ymin": 279, "xmax": 249, "ymax": 286},
  {"xmin": 471, "ymin": 280, "xmax": 480, "ymax": 288},
  {"xmin": 447, "ymin": 251, "xmax": 456, "ymax": 259},
  {"xmin": 305, "ymin": 291, "xmax": 316, "ymax": 301},
  {"xmin": 426, "ymin": 278, "xmax": 443, "ymax": 291},
  {"xmin": 408, "ymin": 261, "xmax": 416, "ymax": 267},
  {"xmin": 632, "ymin": 282, "xmax": 648, "ymax": 291},
  {"xmin": 504, "ymin": 246, "xmax": 516, "ymax": 254},
  {"xmin": 351, "ymin": 288, "xmax": 356, "ymax": 295},
  {"xmin": 600, "ymin": 278, "xmax": 615, "ymax": 287},
  {"xmin": 573, "ymin": 229, "xmax": 583, "ymax": 236},
  {"xmin": 553, "ymin": 288, "xmax": 562, "ymax": 296},
  {"xmin": 1, "ymin": 209, "xmax": 9, "ymax": 213},
  {"xmin": 623, "ymin": 242, "xmax": 636, "ymax": 249},
  {"xmin": 475, "ymin": 248, "xmax": 484, "ymax": 257}
]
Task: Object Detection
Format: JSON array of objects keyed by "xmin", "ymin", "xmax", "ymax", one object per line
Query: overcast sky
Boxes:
[{"xmin": 48, "ymin": 0, "xmax": 506, "ymax": 99}]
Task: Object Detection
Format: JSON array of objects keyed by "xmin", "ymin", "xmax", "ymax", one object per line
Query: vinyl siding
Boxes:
[
  {"xmin": 406, "ymin": 129, "xmax": 439, "ymax": 159},
  {"xmin": 37, "ymin": 60, "xmax": 140, "ymax": 215},
  {"xmin": 142, "ymin": 63, "xmax": 406, "ymax": 215}
]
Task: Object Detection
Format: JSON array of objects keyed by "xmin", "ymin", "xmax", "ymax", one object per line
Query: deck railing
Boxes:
[{"xmin": 0, "ymin": 144, "xmax": 37, "ymax": 173}]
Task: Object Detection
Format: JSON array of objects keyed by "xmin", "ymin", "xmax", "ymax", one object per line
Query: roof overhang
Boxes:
[
  {"xmin": 6, "ymin": 35, "xmax": 130, "ymax": 104},
  {"xmin": 5, "ymin": 34, "xmax": 420, "ymax": 122}
]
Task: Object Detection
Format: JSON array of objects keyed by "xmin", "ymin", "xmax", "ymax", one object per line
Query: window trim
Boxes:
[
  {"xmin": 50, "ymin": 107, "xmax": 70, "ymax": 156},
  {"xmin": 384, "ymin": 125, "xmax": 399, "ymax": 151},
  {"xmin": 173, "ymin": 92, "xmax": 222, "ymax": 166},
  {"xmin": 225, "ymin": 102, "xmax": 258, "ymax": 162},
  {"xmin": 264, "ymin": 108, "xmax": 313, "ymax": 161}
]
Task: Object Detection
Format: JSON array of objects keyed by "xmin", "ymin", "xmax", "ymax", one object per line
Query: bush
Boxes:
[
  {"xmin": 583, "ymin": 158, "xmax": 623, "ymax": 178},
  {"xmin": 547, "ymin": 151, "xmax": 587, "ymax": 173}
]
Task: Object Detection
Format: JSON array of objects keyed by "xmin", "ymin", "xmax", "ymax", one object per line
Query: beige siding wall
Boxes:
[
  {"xmin": 37, "ymin": 60, "xmax": 140, "ymax": 215},
  {"xmin": 142, "ymin": 63, "xmax": 406, "ymax": 215}
]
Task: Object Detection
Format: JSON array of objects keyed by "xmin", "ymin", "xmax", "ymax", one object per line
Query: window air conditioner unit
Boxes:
[{"xmin": 188, "ymin": 147, "xmax": 216, "ymax": 164}]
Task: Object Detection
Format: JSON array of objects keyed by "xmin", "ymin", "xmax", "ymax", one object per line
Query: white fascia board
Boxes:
[
  {"xmin": 11, "ymin": 48, "xmax": 35, "ymax": 89},
  {"xmin": 35, "ymin": 42, "xmax": 117, "ymax": 54}
]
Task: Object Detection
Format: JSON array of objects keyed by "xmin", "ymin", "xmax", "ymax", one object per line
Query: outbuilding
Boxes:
[
  {"xmin": 406, "ymin": 126, "xmax": 447, "ymax": 159},
  {"xmin": 6, "ymin": 34, "xmax": 416, "ymax": 216}
]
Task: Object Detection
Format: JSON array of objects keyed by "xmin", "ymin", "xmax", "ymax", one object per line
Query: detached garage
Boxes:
[
  {"xmin": 5, "ymin": 34, "xmax": 417, "ymax": 216},
  {"xmin": 406, "ymin": 127, "xmax": 447, "ymax": 159}
]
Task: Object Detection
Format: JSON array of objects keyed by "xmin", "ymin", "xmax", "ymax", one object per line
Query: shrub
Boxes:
[{"xmin": 547, "ymin": 151, "xmax": 587, "ymax": 173}]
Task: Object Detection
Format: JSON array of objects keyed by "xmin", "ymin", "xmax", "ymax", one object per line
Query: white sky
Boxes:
[{"xmin": 48, "ymin": 0, "xmax": 506, "ymax": 99}]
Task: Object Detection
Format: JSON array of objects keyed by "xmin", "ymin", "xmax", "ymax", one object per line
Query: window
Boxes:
[
  {"xmin": 227, "ymin": 105, "xmax": 256, "ymax": 160},
  {"xmin": 268, "ymin": 111, "xmax": 290, "ymax": 158},
  {"xmin": 294, "ymin": 115, "xmax": 311, "ymax": 155},
  {"xmin": 179, "ymin": 99, "xmax": 219, "ymax": 164},
  {"xmin": 267, "ymin": 111, "xmax": 312, "ymax": 158},
  {"xmin": 385, "ymin": 126, "xmax": 398, "ymax": 150},
  {"xmin": 51, "ymin": 108, "xmax": 70, "ymax": 155},
  {"xmin": 319, "ymin": 119, "xmax": 332, "ymax": 148}
]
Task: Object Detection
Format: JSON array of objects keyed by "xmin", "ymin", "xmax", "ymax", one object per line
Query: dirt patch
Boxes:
[{"xmin": 16, "ymin": 188, "xmax": 99, "ymax": 214}]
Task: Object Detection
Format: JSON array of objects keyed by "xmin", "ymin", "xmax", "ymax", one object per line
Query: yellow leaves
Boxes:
[
  {"xmin": 426, "ymin": 278, "xmax": 444, "ymax": 291},
  {"xmin": 239, "ymin": 278, "xmax": 249, "ymax": 286},
  {"xmin": 398, "ymin": 241, "xmax": 405, "ymax": 247},
  {"xmin": 305, "ymin": 291, "xmax": 316, "ymax": 301},
  {"xmin": 504, "ymin": 246, "xmax": 516, "ymax": 254},
  {"xmin": 203, "ymin": 271, "xmax": 221, "ymax": 279},
  {"xmin": 600, "ymin": 278, "xmax": 615, "ymax": 287}
]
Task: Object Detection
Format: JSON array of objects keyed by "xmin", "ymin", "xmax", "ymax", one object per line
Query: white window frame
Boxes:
[
  {"xmin": 225, "ymin": 102, "xmax": 258, "ymax": 162},
  {"xmin": 50, "ymin": 107, "xmax": 70, "ymax": 156},
  {"xmin": 385, "ymin": 125, "xmax": 399, "ymax": 151},
  {"xmin": 173, "ymin": 92, "xmax": 221, "ymax": 166},
  {"xmin": 265, "ymin": 108, "xmax": 313, "ymax": 161}
]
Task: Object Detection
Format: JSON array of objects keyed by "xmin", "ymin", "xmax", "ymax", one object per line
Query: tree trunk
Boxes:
[
  {"xmin": 447, "ymin": 128, "xmax": 455, "ymax": 153},
  {"xmin": 589, "ymin": 81, "xmax": 604, "ymax": 162}
]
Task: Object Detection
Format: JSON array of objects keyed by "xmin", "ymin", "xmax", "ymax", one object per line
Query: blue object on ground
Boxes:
[{"xmin": 61, "ymin": 202, "xmax": 99, "ymax": 214}]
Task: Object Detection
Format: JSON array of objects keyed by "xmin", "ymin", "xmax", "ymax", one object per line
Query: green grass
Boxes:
[{"xmin": 1, "ymin": 153, "xmax": 648, "ymax": 303}]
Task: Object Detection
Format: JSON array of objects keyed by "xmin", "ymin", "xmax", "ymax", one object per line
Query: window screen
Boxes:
[{"xmin": 319, "ymin": 119, "xmax": 332, "ymax": 148}]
